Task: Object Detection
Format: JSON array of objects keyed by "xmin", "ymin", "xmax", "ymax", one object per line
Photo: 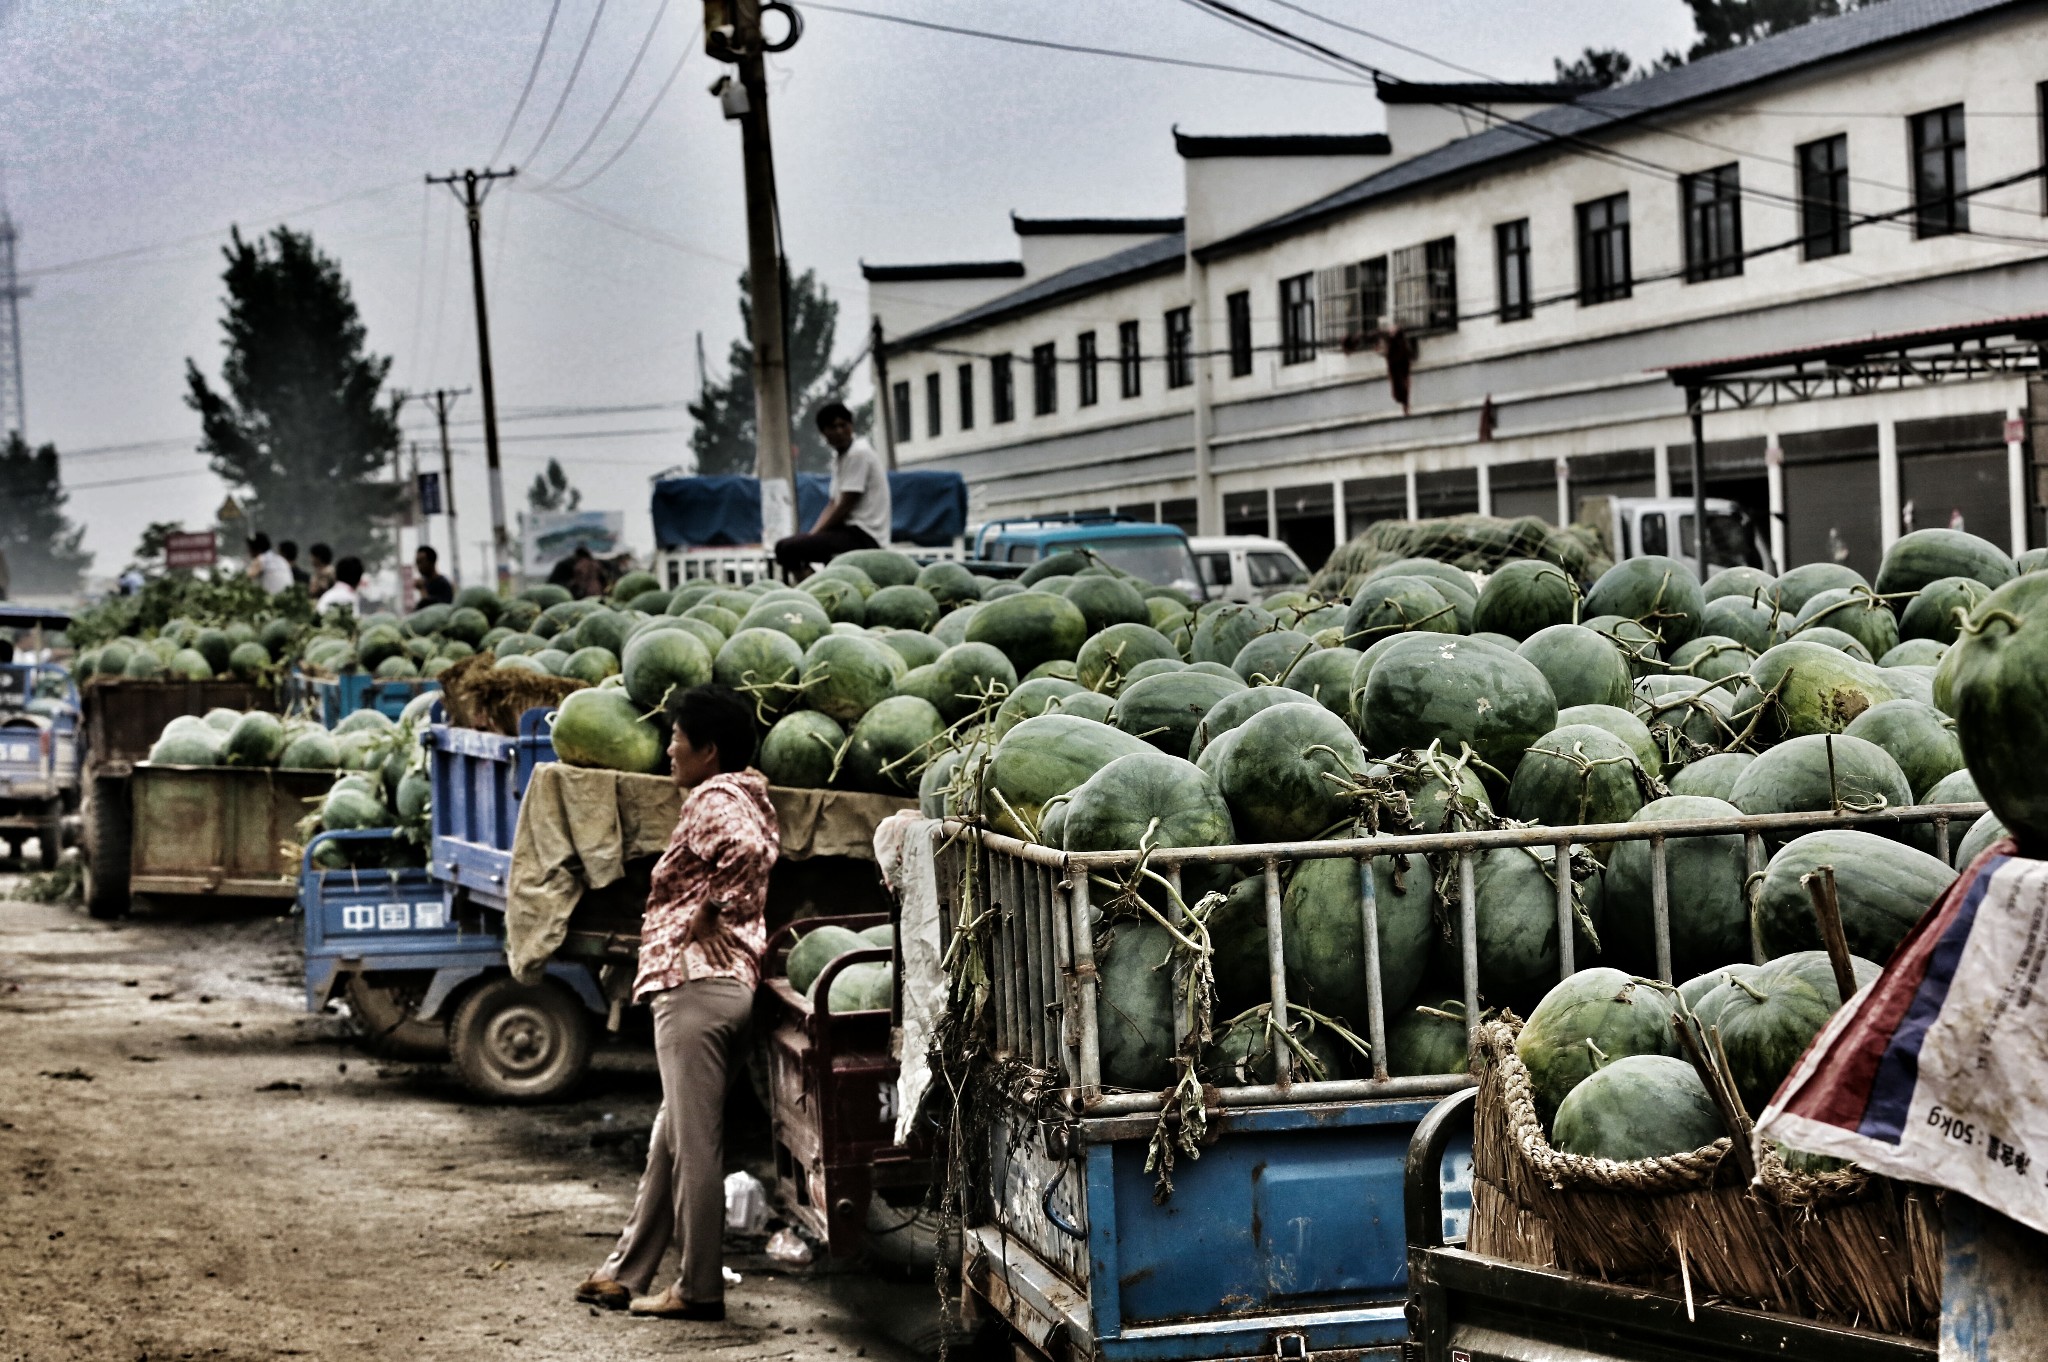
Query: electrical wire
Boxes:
[
  {"xmin": 543, "ymin": 42, "xmax": 695, "ymax": 193},
  {"xmin": 1251, "ymin": 0, "xmax": 1500, "ymax": 82},
  {"xmin": 405, "ymin": 182, "xmax": 433, "ymax": 390},
  {"xmin": 488, "ymin": 0, "xmax": 565, "ymax": 164},
  {"xmin": 529, "ymin": 188, "xmax": 749, "ymax": 271},
  {"xmin": 520, "ymin": 0, "xmax": 612, "ymax": 168},
  {"xmin": 532, "ymin": 0, "xmax": 674, "ymax": 187},
  {"xmin": 797, "ymin": 1, "xmax": 1372, "ymax": 87}
]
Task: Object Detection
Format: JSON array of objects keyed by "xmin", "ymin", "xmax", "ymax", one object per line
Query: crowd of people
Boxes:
[{"xmin": 242, "ymin": 534, "xmax": 462, "ymax": 615}]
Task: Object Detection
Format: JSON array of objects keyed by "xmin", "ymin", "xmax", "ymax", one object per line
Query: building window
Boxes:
[
  {"xmin": 1798, "ymin": 134, "xmax": 1851, "ymax": 260},
  {"xmin": 1118, "ymin": 320, "xmax": 1142, "ymax": 398},
  {"xmin": 1031, "ymin": 342, "xmax": 1057, "ymax": 416},
  {"xmin": 1164, "ymin": 307, "xmax": 1193, "ymax": 389},
  {"xmin": 1576, "ymin": 192, "xmax": 1632, "ymax": 305},
  {"xmin": 1226, "ymin": 290, "xmax": 1252, "ymax": 376},
  {"xmin": 924, "ymin": 371, "xmax": 941, "ymax": 439},
  {"xmin": 891, "ymin": 380, "xmax": 912, "ymax": 443},
  {"xmin": 957, "ymin": 363, "xmax": 975, "ymax": 430},
  {"xmin": 1392, "ymin": 237, "xmax": 1458, "ymax": 331},
  {"xmin": 1316, "ymin": 257, "xmax": 1386, "ymax": 350},
  {"xmin": 1495, "ymin": 219, "xmax": 1532, "ymax": 322},
  {"xmin": 1279, "ymin": 272, "xmax": 1316, "ymax": 364},
  {"xmin": 1681, "ymin": 164, "xmax": 1744, "ymax": 282},
  {"xmin": 1911, "ymin": 104, "xmax": 1968, "ymax": 238},
  {"xmin": 992, "ymin": 355, "xmax": 1014, "ymax": 423}
]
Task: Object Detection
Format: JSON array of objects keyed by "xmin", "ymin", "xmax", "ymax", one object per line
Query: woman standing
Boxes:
[{"xmin": 577, "ymin": 685, "xmax": 780, "ymax": 1321}]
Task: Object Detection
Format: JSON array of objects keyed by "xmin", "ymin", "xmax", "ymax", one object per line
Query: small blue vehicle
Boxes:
[
  {"xmin": 299, "ymin": 704, "xmax": 608, "ymax": 1101},
  {"xmin": 971, "ymin": 515, "xmax": 1208, "ymax": 600},
  {"xmin": 0, "ymin": 643, "xmax": 81, "ymax": 869},
  {"xmin": 287, "ymin": 671, "xmax": 441, "ymax": 729}
]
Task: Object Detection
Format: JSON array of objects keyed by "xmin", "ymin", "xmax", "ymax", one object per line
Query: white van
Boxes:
[{"xmin": 1187, "ymin": 536, "xmax": 1312, "ymax": 603}]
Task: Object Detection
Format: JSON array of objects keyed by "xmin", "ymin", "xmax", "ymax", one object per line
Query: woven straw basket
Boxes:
[{"xmin": 1470, "ymin": 1018, "xmax": 1941, "ymax": 1338}]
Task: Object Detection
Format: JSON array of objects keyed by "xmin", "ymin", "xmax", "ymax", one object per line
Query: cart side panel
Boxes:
[
  {"xmin": 83, "ymin": 679, "xmax": 277, "ymax": 771},
  {"xmin": 131, "ymin": 766, "xmax": 334, "ymax": 888}
]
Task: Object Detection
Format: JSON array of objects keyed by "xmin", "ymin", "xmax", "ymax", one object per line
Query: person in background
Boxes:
[
  {"xmin": 577, "ymin": 685, "xmax": 779, "ymax": 1321},
  {"xmin": 316, "ymin": 556, "xmax": 363, "ymax": 614},
  {"xmin": 246, "ymin": 533, "xmax": 293, "ymax": 594},
  {"xmin": 772, "ymin": 402, "xmax": 891, "ymax": 581},
  {"xmin": 414, "ymin": 545, "xmax": 454, "ymax": 605},
  {"xmin": 307, "ymin": 543, "xmax": 336, "ymax": 595},
  {"xmin": 568, "ymin": 546, "xmax": 606, "ymax": 600},
  {"xmin": 278, "ymin": 540, "xmax": 309, "ymax": 588}
]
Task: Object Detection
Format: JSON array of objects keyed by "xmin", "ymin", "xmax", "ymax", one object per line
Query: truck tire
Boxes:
[
  {"xmin": 343, "ymin": 974, "xmax": 452, "ymax": 1061},
  {"xmin": 449, "ymin": 976, "xmax": 592, "ymax": 1103},
  {"xmin": 35, "ymin": 817, "xmax": 58, "ymax": 871},
  {"xmin": 83, "ymin": 777, "xmax": 131, "ymax": 920}
]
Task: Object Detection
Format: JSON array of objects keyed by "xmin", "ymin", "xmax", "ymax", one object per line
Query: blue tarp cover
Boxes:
[{"xmin": 651, "ymin": 469, "xmax": 967, "ymax": 548}]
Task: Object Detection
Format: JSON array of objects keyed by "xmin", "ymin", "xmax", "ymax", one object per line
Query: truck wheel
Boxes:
[
  {"xmin": 449, "ymin": 976, "xmax": 592, "ymax": 1103},
  {"xmin": 35, "ymin": 821, "xmax": 58, "ymax": 871},
  {"xmin": 83, "ymin": 778, "xmax": 130, "ymax": 920},
  {"xmin": 343, "ymin": 974, "xmax": 452, "ymax": 1061}
]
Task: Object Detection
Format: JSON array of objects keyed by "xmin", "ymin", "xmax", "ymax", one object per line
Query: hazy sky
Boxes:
[{"xmin": 0, "ymin": 0, "xmax": 1696, "ymax": 582}]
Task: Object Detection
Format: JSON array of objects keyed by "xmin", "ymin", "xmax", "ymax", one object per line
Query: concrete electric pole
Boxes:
[
  {"xmin": 427, "ymin": 168, "xmax": 515, "ymax": 587},
  {"xmin": 423, "ymin": 387, "xmax": 470, "ymax": 587},
  {"xmin": 707, "ymin": 0, "xmax": 802, "ymax": 546},
  {"xmin": 0, "ymin": 207, "xmax": 29, "ymax": 441}
]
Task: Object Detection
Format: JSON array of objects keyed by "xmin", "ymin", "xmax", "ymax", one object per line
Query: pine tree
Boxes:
[
  {"xmin": 0, "ymin": 433, "xmax": 92, "ymax": 596},
  {"xmin": 689, "ymin": 267, "xmax": 871, "ymax": 478},
  {"xmin": 527, "ymin": 457, "xmax": 583, "ymax": 512},
  {"xmin": 1684, "ymin": 0, "xmax": 1867, "ymax": 58},
  {"xmin": 185, "ymin": 226, "xmax": 406, "ymax": 565}
]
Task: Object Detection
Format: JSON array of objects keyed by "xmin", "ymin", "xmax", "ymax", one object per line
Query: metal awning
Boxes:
[{"xmin": 1665, "ymin": 311, "xmax": 2048, "ymax": 413}]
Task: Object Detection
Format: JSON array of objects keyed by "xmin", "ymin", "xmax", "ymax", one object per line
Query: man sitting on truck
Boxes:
[{"xmin": 771, "ymin": 401, "xmax": 891, "ymax": 581}]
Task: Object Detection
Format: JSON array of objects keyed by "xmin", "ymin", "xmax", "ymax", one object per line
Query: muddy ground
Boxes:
[{"xmin": 0, "ymin": 890, "xmax": 944, "ymax": 1362}]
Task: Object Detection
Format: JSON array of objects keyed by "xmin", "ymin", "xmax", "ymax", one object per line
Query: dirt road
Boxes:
[{"xmin": 0, "ymin": 892, "xmax": 931, "ymax": 1362}]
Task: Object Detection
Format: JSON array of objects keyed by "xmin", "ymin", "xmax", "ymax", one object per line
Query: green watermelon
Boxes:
[
  {"xmin": 550, "ymin": 688, "xmax": 664, "ymax": 773},
  {"xmin": 983, "ymin": 714, "xmax": 1152, "ymax": 838},
  {"xmin": 559, "ymin": 647, "xmax": 617, "ymax": 684},
  {"xmin": 1281, "ymin": 841, "xmax": 1435, "ymax": 1024},
  {"xmin": 1583, "ymin": 615, "xmax": 1667, "ymax": 676},
  {"xmin": 1025, "ymin": 659, "xmax": 1079, "ymax": 683},
  {"xmin": 1703, "ymin": 566, "xmax": 1775, "ymax": 603},
  {"xmin": 1282, "ymin": 646, "xmax": 1360, "ymax": 718},
  {"xmin": 336, "ymin": 708, "xmax": 395, "ymax": 737},
  {"xmin": 189, "ymin": 628, "xmax": 231, "ymax": 674},
  {"xmin": 1875, "ymin": 527, "xmax": 2015, "ymax": 597},
  {"xmin": 1473, "ymin": 560, "xmax": 1580, "ymax": 640},
  {"xmin": 1516, "ymin": 624, "xmax": 1634, "ymax": 711},
  {"xmin": 1667, "ymin": 634, "xmax": 1752, "ymax": 683},
  {"xmin": 1842, "ymin": 699, "xmax": 1962, "ymax": 801},
  {"xmin": 1712, "ymin": 950, "xmax": 1881, "ymax": 1115},
  {"xmin": 803, "ymin": 575, "xmax": 868, "ymax": 625},
  {"xmin": 1730, "ymin": 735, "xmax": 1915, "ymax": 847},
  {"xmin": 1370, "ymin": 558, "xmax": 1478, "ymax": 612},
  {"xmin": 812, "ymin": 563, "xmax": 877, "ymax": 599},
  {"xmin": 1603, "ymin": 796, "xmax": 1749, "ymax": 980},
  {"xmin": 1096, "ymin": 918, "xmax": 1176, "ymax": 1090},
  {"xmin": 1506, "ymin": 724, "xmax": 1648, "ymax": 831},
  {"xmin": 1186, "ymin": 689, "xmax": 1309, "ymax": 764},
  {"xmin": 279, "ymin": 728, "xmax": 341, "ymax": 770},
  {"xmin": 1667, "ymin": 751, "xmax": 1754, "ymax": 801},
  {"xmin": 1387, "ymin": 1001, "xmax": 1470, "ymax": 1077},
  {"xmin": 1747, "ymin": 641, "xmax": 1904, "ymax": 739},
  {"xmin": 223, "ymin": 711, "xmax": 286, "ymax": 766},
  {"xmin": 1515, "ymin": 967, "xmax": 1677, "ymax": 1121},
  {"xmin": 200, "ymin": 707, "xmax": 241, "ymax": 733},
  {"xmin": 1111, "ymin": 669, "xmax": 1246, "ymax": 760},
  {"xmin": 1923, "ymin": 767, "xmax": 1979, "ymax": 806},
  {"xmin": 1954, "ymin": 809, "xmax": 2008, "ymax": 868},
  {"xmin": 831, "ymin": 548, "xmax": 921, "ymax": 588},
  {"xmin": 1123, "ymin": 657, "xmax": 1186, "ymax": 688},
  {"xmin": 622, "ymin": 629, "xmax": 714, "ymax": 712},
  {"xmin": 1754, "ymin": 829, "xmax": 1954, "ymax": 961},
  {"xmin": 1341, "ymin": 576, "xmax": 1457, "ymax": 645},
  {"xmin": 1213, "ymin": 703, "xmax": 1366, "ymax": 844},
  {"xmin": 1792, "ymin": 588, "xmax": 1898, "ymax": 661},
  {"xmin": 520, "ymin": 583, "xmax": 573, "ymax": 608},
  {"xmin": 1881, "ymin": 638, "xmax": 1949, "ymax": 668},
  {"xmin": 787, "ymin": 924, "xmax": 865, "ymax": 994},
  {"xmin": 1700, "ymin": 594, "xmax": 1781, "ymax": 653},
  {"xmin": 167, "ymin": 648, "xmax": 213, "ymax": 680},
  {"xmin": 1363, "ymin": 634, "xmax": 1557, "ymax": 776},
  {"xmin": 1060, "ymin": 574, "xmax": 1151, "ymax": 635},
  {"xmin": 1462, "ymin": 846, "xmax": 1605, "ymax": 1013},
  {"xmin": 1075, "ymin": 622, "xmax": 1179, "ymax": 693},
  {"xmin": 1019, "ymin": 550, "xmax": 1091, "ymax": 585},
  {"xmin": 684, "ymin": 603, "xmax": 743, "ymax": 639},
  {"xmin": 1205, "ymin": 1011, "xmax": 1349, "ymax": 1086},
  {"xmin": 1583, "ymin": 555, "xmax": 1705, "ymax": 648},
  {"xmin": 321, "ymin": 786, "xmax": 390, "ymax": 831},
  {"xmin": 1370, "ymin": 749, "xmax": 1492, "ymax": 833},
  {"xmin": 1679, "ymin": 962, "xmax": 1762, "ymax": 1022},
  {"xmin": 1061, "ymin": 752, "xmax": 1235, "ymax": 904},
  {"xmin": 1557, "ymin": 703, "xmax": 1662, "ymax": 779},
  {"xmin": 1943, "ymin": 574, "xmax": 2048, "ymax": 849},
  {"xmin": 760, "ymin": 711, "xmax": 846, "ymax": 788},
  {"xmin": 1191, "ymin": 603, "xmax": 1278, "ymax": 665},
  {"xmin": 1633, "ymin": 674, "xmax": 1739, "ymax": 752},
  {"xmin": 738, "ymin": 596, "xmax": 831, "ymax": 650},
  {"xmin": 993, "ymin": 677, "xmax": 1084, "ymax": 738},
  {"xmin": 824, "ymin": 960, "xmax": 893, "ymax": 1013},
  {"xmin": 714, "ymin": 628, "xmax": 805, "ymax": 711},
  {"xmin": 874, "ymin": 628, "xmax": 943, "ymax": 671},
  {"xmin": 1231, "ymin": 630, "xmax": 1317, "ymax": 685},
  {"xmin": 798, "ymin": 634, "xmax": 901, "ymax": 724},
  {"xmin": 1900, "ymin": 576, "xmax": 1991, "ymax": 645},
  {"xmin": 497, "ymin": 655, "xmax": 549, "ymax": 677},
  {"xmin": 918, "ymin": 746, "xmax": 969, "ymax": 819},
  {"xmin": 841, "ymin": 696, "xmax": 947, "ymax": 795},
  {"xmin": 395, "ymin": 770, "xmax": 431, "ymax": 820},
  {"xmin": 1552, "ymin": 1055, "xmax": 1725, "ymax": 1160},
  {"xmin": 930, "ymin": 642, "xmax": 1019, "ymax": 725},
  {"xmin": 1208, "ymin": 875, "xmax": 1273, "ymax": 1014},
  {"xmin": 965, "ymin": 591, "xmax": 1088, "ymax": 676},
  {"xmin": 1773, "ymin": 562, "xmax": 1868, "ymax": 614},
  {"xmin": 148, "ymin": 720, "xmax": 221, "ymax": 765}
]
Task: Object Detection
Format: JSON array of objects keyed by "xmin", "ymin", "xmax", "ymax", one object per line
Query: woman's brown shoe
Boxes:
[{"xmin": 575, "ymin": 1276, "xmax": 630, "ymax": 1310}]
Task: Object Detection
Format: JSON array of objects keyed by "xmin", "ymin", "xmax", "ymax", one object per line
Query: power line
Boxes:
[
  {"xmin": 489, "ymin": 0, "xmax": 566, "ymax": 164},
  {"xmin": 797, "ymin": 1, "xmax": 1373, "ymax": 87},
  {"xmin": 529, "ymin": 188, "xmax": 749, "ymax": 271},
  {"xmin": 521, "ymin": 0, "xmax": 612, "ymax": 167},
  {"xmin": 545, "ymin": 42, "xmax": 695, "ymax": 193},
  {"xmin": 1251, "ymin": 0, "xmax": 1498, "ymax": 81},
  {"xmin": 533, "ymin": 0, "xmax": 673, "ymax": 187}
]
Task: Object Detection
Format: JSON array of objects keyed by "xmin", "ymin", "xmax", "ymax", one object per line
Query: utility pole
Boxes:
[
  {"xmin": 427, "ymin": 167, "xmax": 515, "ymax": 588},
  {"xmin": 708, "ymin": 0, "xmax": 801, "ymax": 545},
  {"xmin": 0, "ymin": 207, "xmax": 29, "ymax": 441},
  {"xmin": 423, "ymin": 387, "xmax": 469, "ymax": 587},
  {"xmin": 409, "ymin": 441, "xmax": 429, "ymax": 553}
]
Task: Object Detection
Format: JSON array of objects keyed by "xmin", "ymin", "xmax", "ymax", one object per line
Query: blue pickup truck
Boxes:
[
  {"xmin": 971, "ymin": 514, "xmax": 1209, "ymax": 599},
  {"xmin": 0, "ymin": 608, "xmax": 82, "ymax": 870}
]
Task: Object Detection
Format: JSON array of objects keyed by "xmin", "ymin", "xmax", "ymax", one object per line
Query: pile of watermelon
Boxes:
[
  {"xmin": 77, "ymin": 614, "xmax": 299, "ymax": 683},
  {"xmin": 738, "ymin": 526, "xmax": 2027, "ymax": 1105},
  {"xmin": 782, "ymin": 921, "xmax": 896, "ymax": 1013}
]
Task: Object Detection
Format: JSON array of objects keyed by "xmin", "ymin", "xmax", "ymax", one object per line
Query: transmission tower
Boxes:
[{"xmin": 0, "ymin": 207, "xmax": 26, "ymax": 441}]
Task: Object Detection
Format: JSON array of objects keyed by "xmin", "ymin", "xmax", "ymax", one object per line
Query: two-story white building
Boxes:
[{"xmin": 862, "ymin": 0, "xmax": 2048, "ymax": 580}]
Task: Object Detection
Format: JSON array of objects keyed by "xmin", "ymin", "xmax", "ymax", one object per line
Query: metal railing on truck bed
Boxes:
[{"xmin": 939, "ymin": 800, "xmax": 1984, "ymax": 1362}]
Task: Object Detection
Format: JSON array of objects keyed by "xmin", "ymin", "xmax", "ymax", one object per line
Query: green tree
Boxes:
[
  {"xmin": 1683, "ymin": 0, "xmax": 1869, "ymax": 58},
  {"xmin": 689, "ymin": 267, "xmax": 871, "ymax": 478},
  {"xmin": 527, "ymin": 457, "xmax": 582, "ymax": 512},
  {"xmin": 129, "ymin": 520, "xmax": 189, "ymax": 574},
  {"xmin": 0, "ymin": 432, "xmax": 92, "ymax": 596},
  {"xmin": 185, "ymin": 226, "xmax": 406, "ymax": 566}
]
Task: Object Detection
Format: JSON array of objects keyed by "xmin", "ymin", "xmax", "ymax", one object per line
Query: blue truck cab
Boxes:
[
  {"xmin": 0, "ymin": 606, "xmax": 82, "ymax": 869},
  {"xmin": 972, "ymin": 515, "xmax": 1207, "ymax": 600}
]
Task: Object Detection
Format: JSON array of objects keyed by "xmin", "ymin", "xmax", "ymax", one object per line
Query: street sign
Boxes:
[
  {"xmin": 164, "ymin": 530, "xmax": 217, "ymax": 569},
  {"xmin": 417, "ymin": 470, "xmax": 443, "ymax": 516}
]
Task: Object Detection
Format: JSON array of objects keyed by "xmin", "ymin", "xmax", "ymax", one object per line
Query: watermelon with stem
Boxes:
[
  {"xmin": 1364, "ymin": 634, "xmax": 1557, "ymax": 777},
  {"xmin": 1515, "ymin": 967, "xmax": 1677, "ymax": 1122},
  {"xmin": 1473, "ymin": 559, "xmax": 1579, "ymax": 640},
  {"xmin": 1753, "ymin": 829, "xmax": 1954, "ymax": 961},
  {"xmin": 1517, "ymin": 624, "xmax": 1634, "ymax": 710},
  {"xmin": 1110, "ymin": 669, "xmax": 1245, "ymax": 760},
  {"xmin": 1212, "ymin": 703, "xmax": 1366, "ymax": 844},
  {"xmin": 1552, "ymin": 1055, "xmax": 1725, "ymax": 1160},
  {"xmin": 1602, "ymin": 795, "xmax": 1750, "ymax": 980},
  {"xmin": 1460, "ymin": 845, "xmax": 1605, "ymax": 1013},
  {"xmin": 1506, "ymin": 724, "xmax": 1648, "ymax": 832},
  {"xmin": 1582, "ymin": 555, "xmax": 1706, "ymax": 648},
  {"xmin": 1712, "ymin": 950, "xmax": 1881, "ymax": 1115},
  {"xmin": 1280, "ymin": 839, "xmax": 1435, "ymax": 1026}
]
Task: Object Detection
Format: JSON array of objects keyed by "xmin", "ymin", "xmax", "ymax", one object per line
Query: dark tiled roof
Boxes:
[
  {"xmin": 1174, "ymin": 130, "xmax": 1391, "ymax": 158},
  {"xmin": 1011, "ymin": 214, "xmax": 1183, "ymax": 235},
  {"xmin": 862, "ymin": 261, "xmax": 1024, "ymax": 282},
  {"xmin": 1373, "ymin": 80, "xmax": 1594, "ymax": 104},
  {"xmin": 1199, "ymin": 0, "xmax": 2022, "ymax": 260},
  {"xmin": 883, "ymin": 233, "xmax": 1187, "ymax": 354}
]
